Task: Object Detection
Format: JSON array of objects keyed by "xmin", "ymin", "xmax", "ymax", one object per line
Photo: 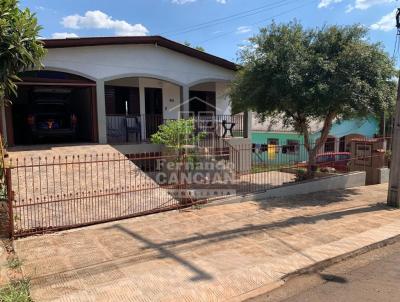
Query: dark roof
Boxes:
[{"xmin": 41, "ymin": 36, "xmax": 237, "ymax": 71}]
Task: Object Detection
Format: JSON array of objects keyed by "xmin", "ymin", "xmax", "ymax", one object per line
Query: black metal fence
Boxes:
[{"xmin": 106, "ymin": 114, "xmax": 244, "ymax": 144}]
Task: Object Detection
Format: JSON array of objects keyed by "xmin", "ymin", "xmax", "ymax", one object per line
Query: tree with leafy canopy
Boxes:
[
  {"xmin": 0, "ymin": 0, "xmax": 46, "ymax": 106},
  {"xmin": 151, "ymin": 118, "xmax": 206, "ymax": 152},
  {"xmin": 230, "ymin": 22, "xmax": 396, "ymax": 177},
  {"xmin": 151, "ymin": 118, "xmax": 206, "ymax": 170}
]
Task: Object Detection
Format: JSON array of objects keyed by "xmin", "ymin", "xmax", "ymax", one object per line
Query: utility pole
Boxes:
[{"xmin": 387, "ymin": 8, "xmax": 400, "ymax": 208}]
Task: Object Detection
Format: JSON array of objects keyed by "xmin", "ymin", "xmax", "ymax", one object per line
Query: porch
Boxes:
[
  {"xmin": 106, "ymin": 114, "xmax": 244, "ymax": 144},
  {"xmin": 102, "ymin": 77, "xmax": 247, "ymax": 144},
  {"xmin": 0, "ymin": 73, "xmax": 247, "ymax": 149}
]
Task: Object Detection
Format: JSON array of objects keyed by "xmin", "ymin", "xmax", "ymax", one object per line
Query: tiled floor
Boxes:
[{"xmin": 14, "ymin": 184, "xmax": 400, "ymax": 301}]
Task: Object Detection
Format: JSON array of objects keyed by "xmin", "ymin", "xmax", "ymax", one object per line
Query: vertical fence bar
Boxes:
[{"xmin": 6, "ymin": 168, "xmax": 13, "ymax": 238}]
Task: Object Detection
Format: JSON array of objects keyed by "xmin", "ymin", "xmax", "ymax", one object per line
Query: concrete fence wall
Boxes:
[
  {"xmin": 378, "ymin": 168, "xmax": 390, "ymax": 184},
  {"xmin": 210, "ymin": 171, "xmax": 367, "ymax": 206}
]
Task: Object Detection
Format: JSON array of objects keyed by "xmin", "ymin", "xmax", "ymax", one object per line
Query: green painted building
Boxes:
[{"xmin": 251, "ymin": 117, "xmax": 379, "ymax": 165}]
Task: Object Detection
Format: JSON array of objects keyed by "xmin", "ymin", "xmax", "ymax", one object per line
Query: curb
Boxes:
[
  {"xmin": 284, "ymin": 233, "xmax": 400, "ymax": 280},
  {"xmin": 238, "ymin": 233, "xmax": 400, "ymax": 302}
]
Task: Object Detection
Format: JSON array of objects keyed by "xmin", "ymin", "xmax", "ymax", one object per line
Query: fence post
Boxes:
[
  {"xmin": 5, "ymin": 168, "xmax": 13, "ymax": 238},
  {"xmin": 243, "ymin": 111, "xmax": 252, "ymax": 139}
]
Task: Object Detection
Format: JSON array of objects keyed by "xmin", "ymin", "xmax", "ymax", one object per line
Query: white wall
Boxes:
[
  {"xmin": 43, "ymin": 44, "xmax": 235, "ymax": 85},
  {"xmin": 190, "ymin": 82, "xmax": 216, "ymax": 91},
  {"xmin": 42, "ymin": 44, "xmax": 235, "ymax": 143},
  {"xmin": 106, "ymin": 77, "xmax": 139, "ymax": 87},
  {"xmin": 216, "ymin": 82, "xmax": 231, "ymax": 115}
]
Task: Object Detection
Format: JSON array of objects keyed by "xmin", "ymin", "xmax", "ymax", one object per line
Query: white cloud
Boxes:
[
  {"xmin": 320, "ymin": 0, "xmax": 394, "ymax": 10},
  {"xmin": 345, "ymin": 4, "xmax": 354, "ymax": 13},
  {"xmin": 62, "ymin": 10, "xmax": 149, "ymax": 36},
  {"xmin": 371, "ymin": 9, "xmax": 396, "ymax": 31},
  {"xmin": 353, "ymin": 0, "xmax": 394, "ymax": 10},
  {"xmin": 51, "ymin": 32, "xmax": 79, "ymax": 39},
  {"xmin": 236, "ymin": 26, "xmax": 252, "ymax": 34},
  {"xmin": 318, "ymin": 0, "xmax": 343, "ymax": 9}
]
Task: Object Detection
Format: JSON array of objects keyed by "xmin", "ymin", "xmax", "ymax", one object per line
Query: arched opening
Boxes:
[
  {"xmin": 104, "ymin": 76, "xmax": 181, "ymax": 143},
  {"xmin": 8, "ymin": 70, "xmax": 97, "ymax": 146},
  {"xmin": 188, "ymin": 82, "xmax": 217, "ymax": 116},
  {"xmin": 187, "ymin": 81, "xmax": 244, "ymax": 139}
]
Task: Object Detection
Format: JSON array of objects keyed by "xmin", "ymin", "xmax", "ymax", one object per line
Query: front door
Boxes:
[{"xmin": 145, "ymin": 88, "xmax": 163, "ymax": 139}]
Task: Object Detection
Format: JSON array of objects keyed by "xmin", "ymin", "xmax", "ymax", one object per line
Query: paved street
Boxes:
[
  {"xmin": 250, "ymin": 241, "xmax": 400, "ymax": 302},
  {"xmin": 13, "ymin": 184, "xmax": 400, "ymax": 301}
]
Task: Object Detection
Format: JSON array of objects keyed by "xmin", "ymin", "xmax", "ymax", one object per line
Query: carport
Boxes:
[{"xmin": 5, "ymin": 70, "xmax": 98, "ymax": 146}]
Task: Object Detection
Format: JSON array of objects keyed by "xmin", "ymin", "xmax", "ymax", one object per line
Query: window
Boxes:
[
  {"xmin": 267, "ymin": 138, "xmax": 279, "ymax": 153},
  {"xmin": 267, "ymin": 138, "xmax": 279, "ymax": 145},
  {"xmin": 324, "ymin": 137, "xmax": 336, "ymax": 152},
  {"xmin": 339, "ymin": 137, "xmax": 346, "ymax": 152},
  {"xmin": 286, "ymin": 139, "xmax": 300, "ymax": 154}
]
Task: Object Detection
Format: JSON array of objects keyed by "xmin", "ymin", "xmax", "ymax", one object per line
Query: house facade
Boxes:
[
  {"xmin": 0, "ymin": 36, "xmax": 250, "ymax": 152},
  {"xmin": 252, "ymin": 116, "xmax": 379, "ymax": 164}
]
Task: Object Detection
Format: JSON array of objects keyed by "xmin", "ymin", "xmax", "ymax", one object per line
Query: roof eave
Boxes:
[{"xmin": 41, "ymin": 36, "xmax": 238, "ymax": 71}]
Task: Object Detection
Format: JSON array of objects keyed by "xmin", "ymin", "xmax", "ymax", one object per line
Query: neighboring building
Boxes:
[
  {"xmin": 252, "ymin": 115, "xmax": 379, "ymax": 164},
  {"xmin": 0, "ymin": 36, "xmax": 249, "ymax": 152}
]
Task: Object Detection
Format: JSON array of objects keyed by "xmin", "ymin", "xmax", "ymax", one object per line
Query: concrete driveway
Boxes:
[{"xmin": 14, "ymin": 184, "xmax": 400, "ymax": 301}]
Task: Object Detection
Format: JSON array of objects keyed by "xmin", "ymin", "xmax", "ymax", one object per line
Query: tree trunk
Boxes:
[
  {"xmin": 306, "ymin": 149, "xmax": 317, "ymax": 178},
  {"xmin": 303, "ymin": 112, "xmax": 336, "ymax": 179}
]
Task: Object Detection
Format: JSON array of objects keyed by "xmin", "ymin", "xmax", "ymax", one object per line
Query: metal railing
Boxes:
[
  {"xmin": 106, "ymin": 114, "xmax": 244, "ymax": 144},
  {"xmin": 6, "ymin": 137, "xmax": 390, "ymax": 237}
]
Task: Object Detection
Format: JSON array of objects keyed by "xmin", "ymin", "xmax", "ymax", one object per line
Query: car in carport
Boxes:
[{"xmin": 27, "ymin": 88, "xmax": 78, "ymax": 142}]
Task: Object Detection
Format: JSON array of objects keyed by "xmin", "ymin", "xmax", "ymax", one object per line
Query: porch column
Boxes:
[
  {"xmin": 243, "ymin": 111, "xmax": 252, "ymax": 138},
  {"xmin": 96, "ymin": 80, "xmax": 107, "ymax": 144},
  {"xmin": 139, "ymin": 79, "xmax": 146, "ymax": 139},
  {"xmin": 180, "ymin": 85, "xmax": 190, "ymax": 118}
]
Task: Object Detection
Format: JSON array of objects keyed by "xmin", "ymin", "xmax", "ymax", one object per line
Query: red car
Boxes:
[{"xmin": 316, "ymin": 152, "xmax": 351, "ymax": 172}]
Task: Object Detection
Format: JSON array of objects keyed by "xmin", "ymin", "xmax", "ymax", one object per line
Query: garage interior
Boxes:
[{"xmin": 8, "ymin": 71, "xmax": 98, "ymax": 146}]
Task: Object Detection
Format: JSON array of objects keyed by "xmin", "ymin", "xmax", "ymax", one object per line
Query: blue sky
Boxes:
[{"xmin": 19, "ymin": 0, "xmax": 399, "ymax": 62}]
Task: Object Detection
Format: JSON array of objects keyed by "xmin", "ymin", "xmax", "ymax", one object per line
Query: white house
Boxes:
[{"xmin": 0, "ymin": 36, "xmax": 250, "ymax": 152}]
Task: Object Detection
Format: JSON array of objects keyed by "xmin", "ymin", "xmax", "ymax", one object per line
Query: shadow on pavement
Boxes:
[
  {"xmin": 112, "ymin": 224, "xmax": 213, "ymax": 282},
  {"xmin": 29, "ymin": 188, "xmax": 390, "ymax": 288}
]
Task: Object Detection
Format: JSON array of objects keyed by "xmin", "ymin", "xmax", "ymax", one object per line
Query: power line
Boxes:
[
  {"xmin": 197, "ymin": 0, "xmax": 317, "ymax": 45},
  {"xmin": 158, "ymin": 0, "xmax": 301, "ymax": 37}
]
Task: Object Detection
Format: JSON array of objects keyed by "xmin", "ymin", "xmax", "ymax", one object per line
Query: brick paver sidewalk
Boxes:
[{"xmin": 14, "ymin": 184, "xmax": 400, "ymax": 301}]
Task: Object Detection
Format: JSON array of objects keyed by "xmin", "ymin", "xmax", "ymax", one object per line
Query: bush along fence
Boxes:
[{"xmin": 4, "ymin": 137, "xmax": 390, "ymax": 238}]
